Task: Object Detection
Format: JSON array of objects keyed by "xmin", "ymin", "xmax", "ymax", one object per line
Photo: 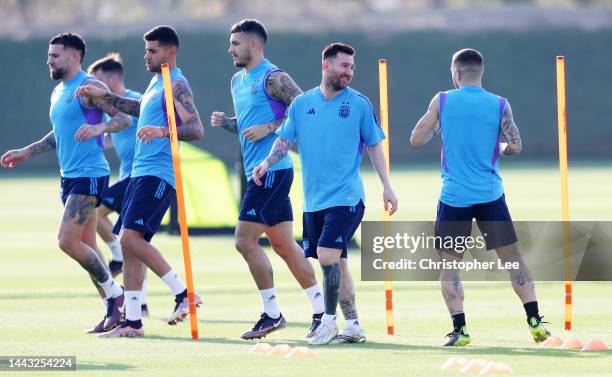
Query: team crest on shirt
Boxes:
[
  {"xmin": 251, "ymin": 80, "xmax": 260, "ymax": 95},
  {"xmin": 339, "ymin": 102, "xmax": 350, "ymax": 118},
  {"xmin": 66, "ymin": 90, "xmax": 75, "ymax": 103}
]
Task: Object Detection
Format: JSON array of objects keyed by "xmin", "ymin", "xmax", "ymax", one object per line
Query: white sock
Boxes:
[
  {"xmin": 345, "ymin": 318, "xmax": 361, "ymax": 330},
  {"xmin": 106, "ymin": 238, "xmax": 123, "ymax": 262},
  {"xmin": 259, "ymin": 287, "xmax": 281, "ymax": 319},
  {"xmin": 125, "ymin": 291, "xmax": 142, "ymax": 321},
  {"xmin": 141, "ymin": 277, "xmax": 148, "ymax": 305},
  {"xmin": 304, "ymin": 284, "xmax": 325, "ymax": 314},
  {"xmin": 98, "ymin": 276, "xmax": 123, "ymax": 298},
  {"xmin": 322, "ymin": 313, "xmax": 337, "ymax": 325},
  {"xmin": 102, "ymin": 297, "xmax": 109, "ymax": 312},
  {"xmin": 161, "ymin": 270, "xmax": 186, "ymax": 296}
]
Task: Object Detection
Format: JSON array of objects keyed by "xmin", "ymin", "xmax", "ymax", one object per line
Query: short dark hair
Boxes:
[
  {"xmin": 322, "ymin": 42, "xmax": 355, "ymax": 60},
  {"xmin": 144, "ymin": 25, "xmax": 179, "ymax": 48},
  {"xmin": 452, "ymin": 48, "xmax": 484, "ymax": 69},
  {"xmin": 230, "ymin": 19, "xmax": 267, "ymax": 44},
  {"xmin": 49, "ymin": 32, "xmax": 86, "ymax": 63},
  {"xmin": 87, "ymin": 53, "xmax": 123, "ymax": 76}
]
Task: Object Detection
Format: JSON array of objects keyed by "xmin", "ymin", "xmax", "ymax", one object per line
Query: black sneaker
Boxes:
[
  {"xmin": 305, "ymin": 312, "xmax": 323, "ymax": 338},
  {"xmin": 240, "ymin": 313, "xmax": 286, "ymax": 340},
  {"xmin": 443, "ymin": 326, "xmax": 471, "ymax": 347}
]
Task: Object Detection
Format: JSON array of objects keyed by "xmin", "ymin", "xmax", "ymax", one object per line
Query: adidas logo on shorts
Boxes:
[
  {"xmin": 335, "ymin": 236, "xmax": 343, "ymax": 243},
  {"xmin": 135, "ymin": 219, "xmax": 144, "ymax": 226},
  {"xmin": 247, "ymin": 209, "xmax": 257, "ymax": 216}
]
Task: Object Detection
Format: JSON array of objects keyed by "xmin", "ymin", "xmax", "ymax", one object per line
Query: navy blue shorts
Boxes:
[
  {"xmin": 100, "ymin": 176, "xmax": 130, "ymax": 213},
  {"xmin": 303, "ymin": 200, "xmax": 365, "ymax": 259},
  {"xmin": 435, "ymin": 194, "xmax": 517, "ymax": 250},
  {"xmin": 238, "ymin": 168, "xmax": 293, "ymax": 226},
  {"xmin": 113, "ymin": 176, "xmax": 174, "ymax": 242},
  {"xmin": 60, "ymin": 176, "xmax": 109, "ymax": 207}
]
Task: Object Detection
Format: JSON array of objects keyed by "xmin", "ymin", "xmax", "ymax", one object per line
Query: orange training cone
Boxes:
[
  {"xmin": 479, "ymin": 361, "xmax": 513, "ymax": 375},
  {"xmin": 441, "ymin": 356, "xmax": 469, "ymax": 370},
  {"xmin": 560, "ymin": 338, "xmax": 584, "ymax": 350},
  {"xmin": 286, "ymin": 346, "xmax": 316, "ymax": 358},
  {"xmin": 248, "ymin": 343, "xmax": 273, "ymax": 354},
  {"xmin": 540, "ymin": 335, "xmax": 564, "ymax": 348},
  {"xmin": 266, "ymin": 344, "xmax": 293, "ymax": 356},
  {"xmin": 460, "ymin": 359, "xmax": 489, "ymax": 374},
  {"xmin": 581, "ymin": 339, "xmax": 610, "ymax": 351}
]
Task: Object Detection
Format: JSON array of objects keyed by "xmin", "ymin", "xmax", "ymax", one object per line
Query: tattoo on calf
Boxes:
[
  {"xmin": 339, "ymin": 294, "xmax": 358, "ymax": 320},
  {"xmin": 79, "ymin": 252, "xmax": 109, "ymax": 283}
]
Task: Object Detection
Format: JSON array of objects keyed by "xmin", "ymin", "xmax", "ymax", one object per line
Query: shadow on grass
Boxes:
[
  {"xmin": 126, "ymin": 333, "xmax": 602, "ymax": 359},
  {"xmin": 77, "ymin": 361, "xmax": 136, "ymax": 371}
]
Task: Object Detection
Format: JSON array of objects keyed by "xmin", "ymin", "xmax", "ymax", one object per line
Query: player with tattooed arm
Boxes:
[
  {"xmin": 409, "ymin": 48, "xmax": 551, "ymax": 346},
  {"xmin": 77, "ymin": 26, "xmax": 204, "ymax": 337},
  {"xmin": 1, "ymin": 33, "xmax": 128, "ymax": 333},
  {"xmin": 211, "ymin": 19, "xmax": 325, "ymax": 340}
]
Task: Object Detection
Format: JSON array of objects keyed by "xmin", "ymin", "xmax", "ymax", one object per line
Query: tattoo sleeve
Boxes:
[
  {"xmin": 102, "ymin": 92, "xmax": 140, "ymax": 117},
  {"xmin": 25, "ymin": 130, "xmax": 56, "ymax": 156},
  {"xmin": 102, "ymin": 112, "xmax": 132, "ymax": 133},
  {"xmin": 264, "ymin": 137, "xmax": 293, "ymax": 167},
  {"xmin": 265, "ymin": 71, "xmax": 303, "ymax": 106},
  {"xmin": 172, "ymin": 80, "xmax": 204, "ymax": 141},
  {"xmin": 222, "ymin": 116, "xmax": 238, "ymax": 134},
  {"xmin": 500, "ymin": 102, "xmax": 522, "ymax": 156}
]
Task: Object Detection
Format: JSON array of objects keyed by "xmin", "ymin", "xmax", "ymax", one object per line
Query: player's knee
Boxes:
[
  {"xmin": 119, "ymin": 233, "xmax": 137, "ymax": 255},
  {"xmin": 234, "ymin": 235, "xmax": 256, "ymax": 255},
  {"xmin": 57, "ymin": 235, "xmax": 77, "ymax": 254}
]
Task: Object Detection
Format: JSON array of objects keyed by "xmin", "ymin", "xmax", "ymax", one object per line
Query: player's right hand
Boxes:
[
  {"xmin": 0, "ymin": 149, "xmax": 30, "ymax": 168},
  {"xmin": 210, "ymin": 111, "xmax": 226, "ymax": 128},
  {"xmin": 76, "ymin": 84, "xmax": 108, "ymax": 98},
  {"xmin": 252, "ymin": 162, "xmax": 269, "ymax": 186}
]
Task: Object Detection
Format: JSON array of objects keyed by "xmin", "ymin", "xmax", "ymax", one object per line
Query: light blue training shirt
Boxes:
[
  {"xmin": 50, "ymin": 70, "xmax": 109, "ymax": 178},
  {"xmin": 276, "ymin": 86, "xmax": 385, "ymax": 212},
  {"xmin": 231, "ymin": 59, "xmax": 293, "ymax": 180},
  {"xmin": 438, "ymin": 85, "xmax": 507, "ymax": 207}
]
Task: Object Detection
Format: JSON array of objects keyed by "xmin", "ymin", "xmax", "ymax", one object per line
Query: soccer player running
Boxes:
[
  {"xmin": 253, "ymin": 43, "xmax": 398, "ymax": 345},
  {"xmin": 87, "ymin": 53, "xmax": 150, "ymax": 317},
  {"xmin": 0, "ymin": 33, "xmax": 128, "ymax": 333},
  {"xmin": 410, "ymin": 48, "xmax": 551, "ymax": 346},
  {"xmin": 77, "ymin": 26, "xmax": 204, "ymax": 338},
  {"xmin": 211, "ymin": 19, "xmax": 325, "ymax": 340}
]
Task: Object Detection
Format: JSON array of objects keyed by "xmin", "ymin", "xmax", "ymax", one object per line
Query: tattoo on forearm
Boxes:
[
  {"xmin": 173, "ymin": 80, "xmax": 203, "ymax": 141},
  {"xmin": 62, "ymin": 195, "xmax": 95, "ymax": 225},
  {"xmin": 222, "ymin": 117, "xmax": 238, "ymax": 134},
  {"xmin": 104, "ymin": 112, "xmax": 131, "ymax": 133},
  {"xmin": 264, "ymin": 137, "xmax": 293, "ymax": 166},
  {"xmin": 27, "ymin": 131, "xmax": 56, "ymax": 156},
  {"xmin": 266, "ymin": 71, "xmax": 303, "ymax": 106},
  {"xmin": 265, "ymin": 118, "xmax": 284, "ymax": 133},
  {"xmin": 501, "ymin": 103, "xmax": 522, "ymax": 156},
  {"xmin": 339, "ymin": 294, "xmax": 359, "ymax": 320},
  {"xmin": 103, "ymin": 92, "xmax": 140, "ymax": 117}
]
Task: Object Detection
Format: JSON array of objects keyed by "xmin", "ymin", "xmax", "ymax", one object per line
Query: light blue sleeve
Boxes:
[
  {"xmin": 275, "ymin": 99, "xmax": 298, "ymax": 142},
  {"xmin": 359, "ymin": 96, "xmax": 385, "ymax": 147}
]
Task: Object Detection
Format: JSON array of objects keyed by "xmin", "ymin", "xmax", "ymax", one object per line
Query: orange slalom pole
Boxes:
[
  {"xmin": 378, "ymin": 58, "xmax": 395, "ymax": 335},
  {"xmin": 556, "ymin": 56, "xmax": 572, "ymax": 331},
  {"xmin": 161, "ymin": 63, "xmax": 200, "ymax": 340}
]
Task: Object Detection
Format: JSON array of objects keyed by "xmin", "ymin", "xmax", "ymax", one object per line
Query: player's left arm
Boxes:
[
  {"xmin": 367, "ymin": 143, "xmax": 398, "ymax": 215},
  {"xmin": 75, "ymin": 80, "xmax": 132, "ymax": 142},
  {"xmin": 499, "ymin": 101, "xmax": 522, "ymax": 156},
  {"xmin": 242, "ymin": 71, "xmax": 303, "ymax": 142},
  {"xmin": 410, "ymin": 93, "xmax": 440, "ymax": 147}
]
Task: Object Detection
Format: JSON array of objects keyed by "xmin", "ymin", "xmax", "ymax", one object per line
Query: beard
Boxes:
[
  {"xmin": 327, "ymin": 74, "xmax": 351, "ymax": 91},
  {"xmin": 147, "ymin": 62, "xmax": 161, "ymax": 73},
  {"xmin": 233, "ymin": 52, "xmax": 251, "ymax": 68},
  {"xmin": 50, "ymin": 67, "xmax": 65, "ymax": 80}
]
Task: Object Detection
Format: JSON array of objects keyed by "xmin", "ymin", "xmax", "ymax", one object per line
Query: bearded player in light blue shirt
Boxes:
[
  {"xmin": 1, "ymin": 33, "xmax": 130, "ymax": 334},
  {"xmin": 77, "ymin": 26, "xmax": 204, "ymax": 338},
  {"xmin": 211, "ymin": 19, "xmax": 325, "ymax": 341},
  {"xmin": 253, "ymin": 43, "xmax": 398, "ymax": 345},
  {"xmin": 410, "ymin": 48, "xmax": 550, "ymax": 347}
]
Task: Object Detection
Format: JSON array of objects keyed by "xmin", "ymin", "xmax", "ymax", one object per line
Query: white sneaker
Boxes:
[
  {"xmin": 308, "ymin": 321, "xmax": 338, "ymax": 345},
  {"xmin": 330, "ymin": 326, "xmax": 366, "ymax": 344}
]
